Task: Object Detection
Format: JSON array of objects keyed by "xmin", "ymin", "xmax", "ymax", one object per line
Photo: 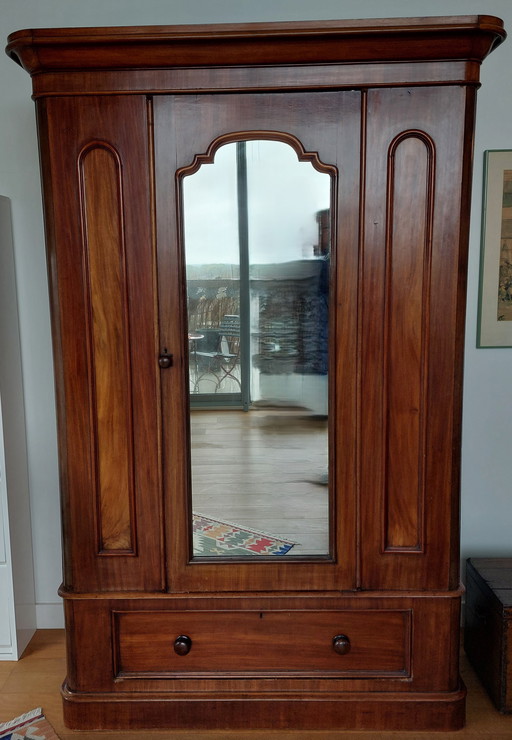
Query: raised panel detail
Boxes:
[
  {"xmin": 383, "ymin": 132, "xmax": 434, "ymax": 552},
  {"xmin": 80, "ymin": 143, "xmax": 135, "ymax": 554}
]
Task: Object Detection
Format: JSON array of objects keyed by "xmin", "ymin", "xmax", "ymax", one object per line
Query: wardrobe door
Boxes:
[
  {"xmin": 153, "ymin": 91, "xmax": 360, "ymax": 593},
  {"xmin": 38, "ymin": 96, "xmax": 164, "ymax": 593},
  {"xmin": 360, "ymin": 85, "xmax": 475, "ymax": 591}
]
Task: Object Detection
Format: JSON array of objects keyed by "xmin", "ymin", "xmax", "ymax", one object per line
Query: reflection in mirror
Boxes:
[{"xmin": 182, "ymin": 139, "xmax": 332, "ymax": 558}]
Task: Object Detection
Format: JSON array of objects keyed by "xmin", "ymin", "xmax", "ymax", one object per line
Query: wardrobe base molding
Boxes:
[
  {"xmin": 61, "ymin": 684, "xmax": 466, "ymax": 732},
  {"xmin": 60, "ymin": 590, "xmax": 463, "ymax": 729}
]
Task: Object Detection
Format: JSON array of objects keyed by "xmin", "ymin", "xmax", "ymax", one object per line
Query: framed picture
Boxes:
[{"xmin": 478, "ymin": 149, "xmax": 512, "ymax": 347}]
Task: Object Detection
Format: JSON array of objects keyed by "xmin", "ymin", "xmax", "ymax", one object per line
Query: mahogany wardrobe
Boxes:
[{"xmin": 6, "ymin": 15, "xmax": 505, "ymax": 731}]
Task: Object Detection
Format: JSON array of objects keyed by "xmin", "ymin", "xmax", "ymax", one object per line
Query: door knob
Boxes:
[{"xmin": 158, "ymin": 351, "xmax": 173, "ymax": 369}]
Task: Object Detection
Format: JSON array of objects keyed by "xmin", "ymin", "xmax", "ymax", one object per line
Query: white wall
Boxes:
[{"xmin": 0, "ymin": 0, "xmax": 511, "ymax": 627}]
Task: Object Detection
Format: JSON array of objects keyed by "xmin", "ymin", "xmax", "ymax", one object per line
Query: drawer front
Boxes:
[{"xmin": 114, "ymin": 609, "xmax": 411, "ymax": 677}]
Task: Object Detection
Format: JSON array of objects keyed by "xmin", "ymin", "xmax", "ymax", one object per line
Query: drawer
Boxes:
[{"xmin": 114, "ymin": 609, "xmax": 411, "ymax": 678}]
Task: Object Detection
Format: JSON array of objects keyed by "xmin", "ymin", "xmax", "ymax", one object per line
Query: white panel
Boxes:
[
  {"xmin": 0, "ymin": 196, "xmax": 35, "ymax": 657},
  {"xmin": 0, "ymin": 377, "xmax": 15, "ymax": 657},
  {"xmin": 0, "ymin": 566, "xmax": 14, "ymax": 653},
  {"xmin": 0, "ymin": 473, "xmax": 6, "ymax": 564}
]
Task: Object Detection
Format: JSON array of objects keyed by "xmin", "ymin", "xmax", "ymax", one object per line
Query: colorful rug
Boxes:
[
  {"xmin": 193, "ymin": 513, "xmax": 295, "ymax": 556},
  {"xmin": 0, "ymin": 708, "xmax": 59, "ymax": 739}
]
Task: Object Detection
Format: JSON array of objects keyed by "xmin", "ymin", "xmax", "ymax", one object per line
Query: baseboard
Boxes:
[{"xmin": 36, "ymin": 602, "xmax": 64, "ymax": 629}]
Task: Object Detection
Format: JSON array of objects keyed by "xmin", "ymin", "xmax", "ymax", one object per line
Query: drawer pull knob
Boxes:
[
  {"xmin": 332, "ymin": 634, "xmax": 351, "ymax": 655},
  {"xmin": 174, "ymin": 635, "xmax": 192, "ymax": 655}
]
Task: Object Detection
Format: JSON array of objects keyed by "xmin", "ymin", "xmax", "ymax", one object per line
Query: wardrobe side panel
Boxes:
[
  {"xmin": 38, "ymin": 96, "xmax": 163, "ymax": 592},
  {"xmin": 360, "ymin": 85, "xmax": 471, "ymax": 591}
]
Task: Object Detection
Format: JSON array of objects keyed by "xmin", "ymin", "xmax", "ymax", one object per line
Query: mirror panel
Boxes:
[{"xmin": 182, "ymin": 139, "xmax": 332, "ymax": 558}]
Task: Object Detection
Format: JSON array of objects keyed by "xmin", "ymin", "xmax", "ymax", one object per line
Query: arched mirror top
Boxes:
[{"xmin": 177, "ymin": 131, "xmax": 338, "ymax": 180}]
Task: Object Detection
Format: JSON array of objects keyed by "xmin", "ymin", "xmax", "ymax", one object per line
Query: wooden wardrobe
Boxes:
[{"xmin": 6, "ymin": 15, "xmax": 505, "ymax": 731}]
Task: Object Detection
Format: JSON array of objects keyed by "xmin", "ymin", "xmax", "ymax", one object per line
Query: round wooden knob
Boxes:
[
  {"xmin": 332, "ymin": 634, "xmax": 351, "ymax": 655},
  {"xmin": 174, "ymin": 635, "xmax": 192, "ymax": 655},
  {"xmin": 158, "ymin": 352, "xmax": 173, "ymax": 369}
]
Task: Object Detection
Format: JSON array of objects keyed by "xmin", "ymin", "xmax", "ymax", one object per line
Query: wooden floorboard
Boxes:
[
  {"xmin": 1, "ymin": 630, "xmax": 511, "ymax": 738},
  {"xmin": 191, "ymin": 409, "xmax": 329, "ymax": 555}
]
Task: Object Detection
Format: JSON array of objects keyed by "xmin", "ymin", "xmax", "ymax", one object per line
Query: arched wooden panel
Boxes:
[
  {"xmin": 80, "ymin": 143, "xmax": 136, "ymax": 554},
  {"xmin": 383, "ymin": 132, "xmax": 434, "ymax": 552},
  {"xmin": 361, "ymin": 85, "xmax": 469, "ymax": 591},
  {"xmin": 40, "ymin": 95, "xmax": 163, "ymax": 592}
]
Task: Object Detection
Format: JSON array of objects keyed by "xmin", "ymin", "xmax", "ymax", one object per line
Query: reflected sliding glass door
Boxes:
[
  {"xmin": 184, "ymin": 142, "xmax": 244, "ymax": 408},
  {"xmin": 183, "ymin": 139, "xmax": 331, "ymax": 416}
]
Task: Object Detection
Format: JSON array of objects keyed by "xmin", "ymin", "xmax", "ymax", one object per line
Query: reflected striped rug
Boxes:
[
  {"xmin": 0, "ymin": 708, "xmax": 59, "ymax": 739},
  {"xmin": 193, "ymin": 513, "xmax": 295, "ymax": 556}
]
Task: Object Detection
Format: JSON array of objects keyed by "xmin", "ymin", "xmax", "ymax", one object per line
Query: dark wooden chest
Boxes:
[{"xmin": 465, "ymin": 558, "xmax": 512, "ymax": 713}]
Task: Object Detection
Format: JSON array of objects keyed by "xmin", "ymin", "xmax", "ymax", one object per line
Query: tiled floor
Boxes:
[{"xmin": 1, "ymin": 630, "xmax": 511, "ymax": 739}]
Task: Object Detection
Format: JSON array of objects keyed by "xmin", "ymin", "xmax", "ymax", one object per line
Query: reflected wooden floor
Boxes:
[
  {"xmin": 1, "ymin": 630, "xmax": 511, "ymax": 739},
  {"xmin": 190, "ymin": 408, "xmax": 329, "ymax": 554}
]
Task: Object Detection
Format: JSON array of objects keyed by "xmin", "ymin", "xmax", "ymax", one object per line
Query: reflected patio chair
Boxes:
[{"xmin": 193, "ymin": 315, "xmax": 241, "ymax": 392}]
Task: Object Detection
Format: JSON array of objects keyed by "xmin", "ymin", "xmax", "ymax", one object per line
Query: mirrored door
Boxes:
[{"xmin": 154, "ymin": 91, "xmax": 360, "ymax": 592}]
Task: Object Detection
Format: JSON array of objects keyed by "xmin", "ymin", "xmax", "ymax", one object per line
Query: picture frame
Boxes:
[{"xmin": 477, "ymin": 149, "xmax": 512, "ymax": 347}]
